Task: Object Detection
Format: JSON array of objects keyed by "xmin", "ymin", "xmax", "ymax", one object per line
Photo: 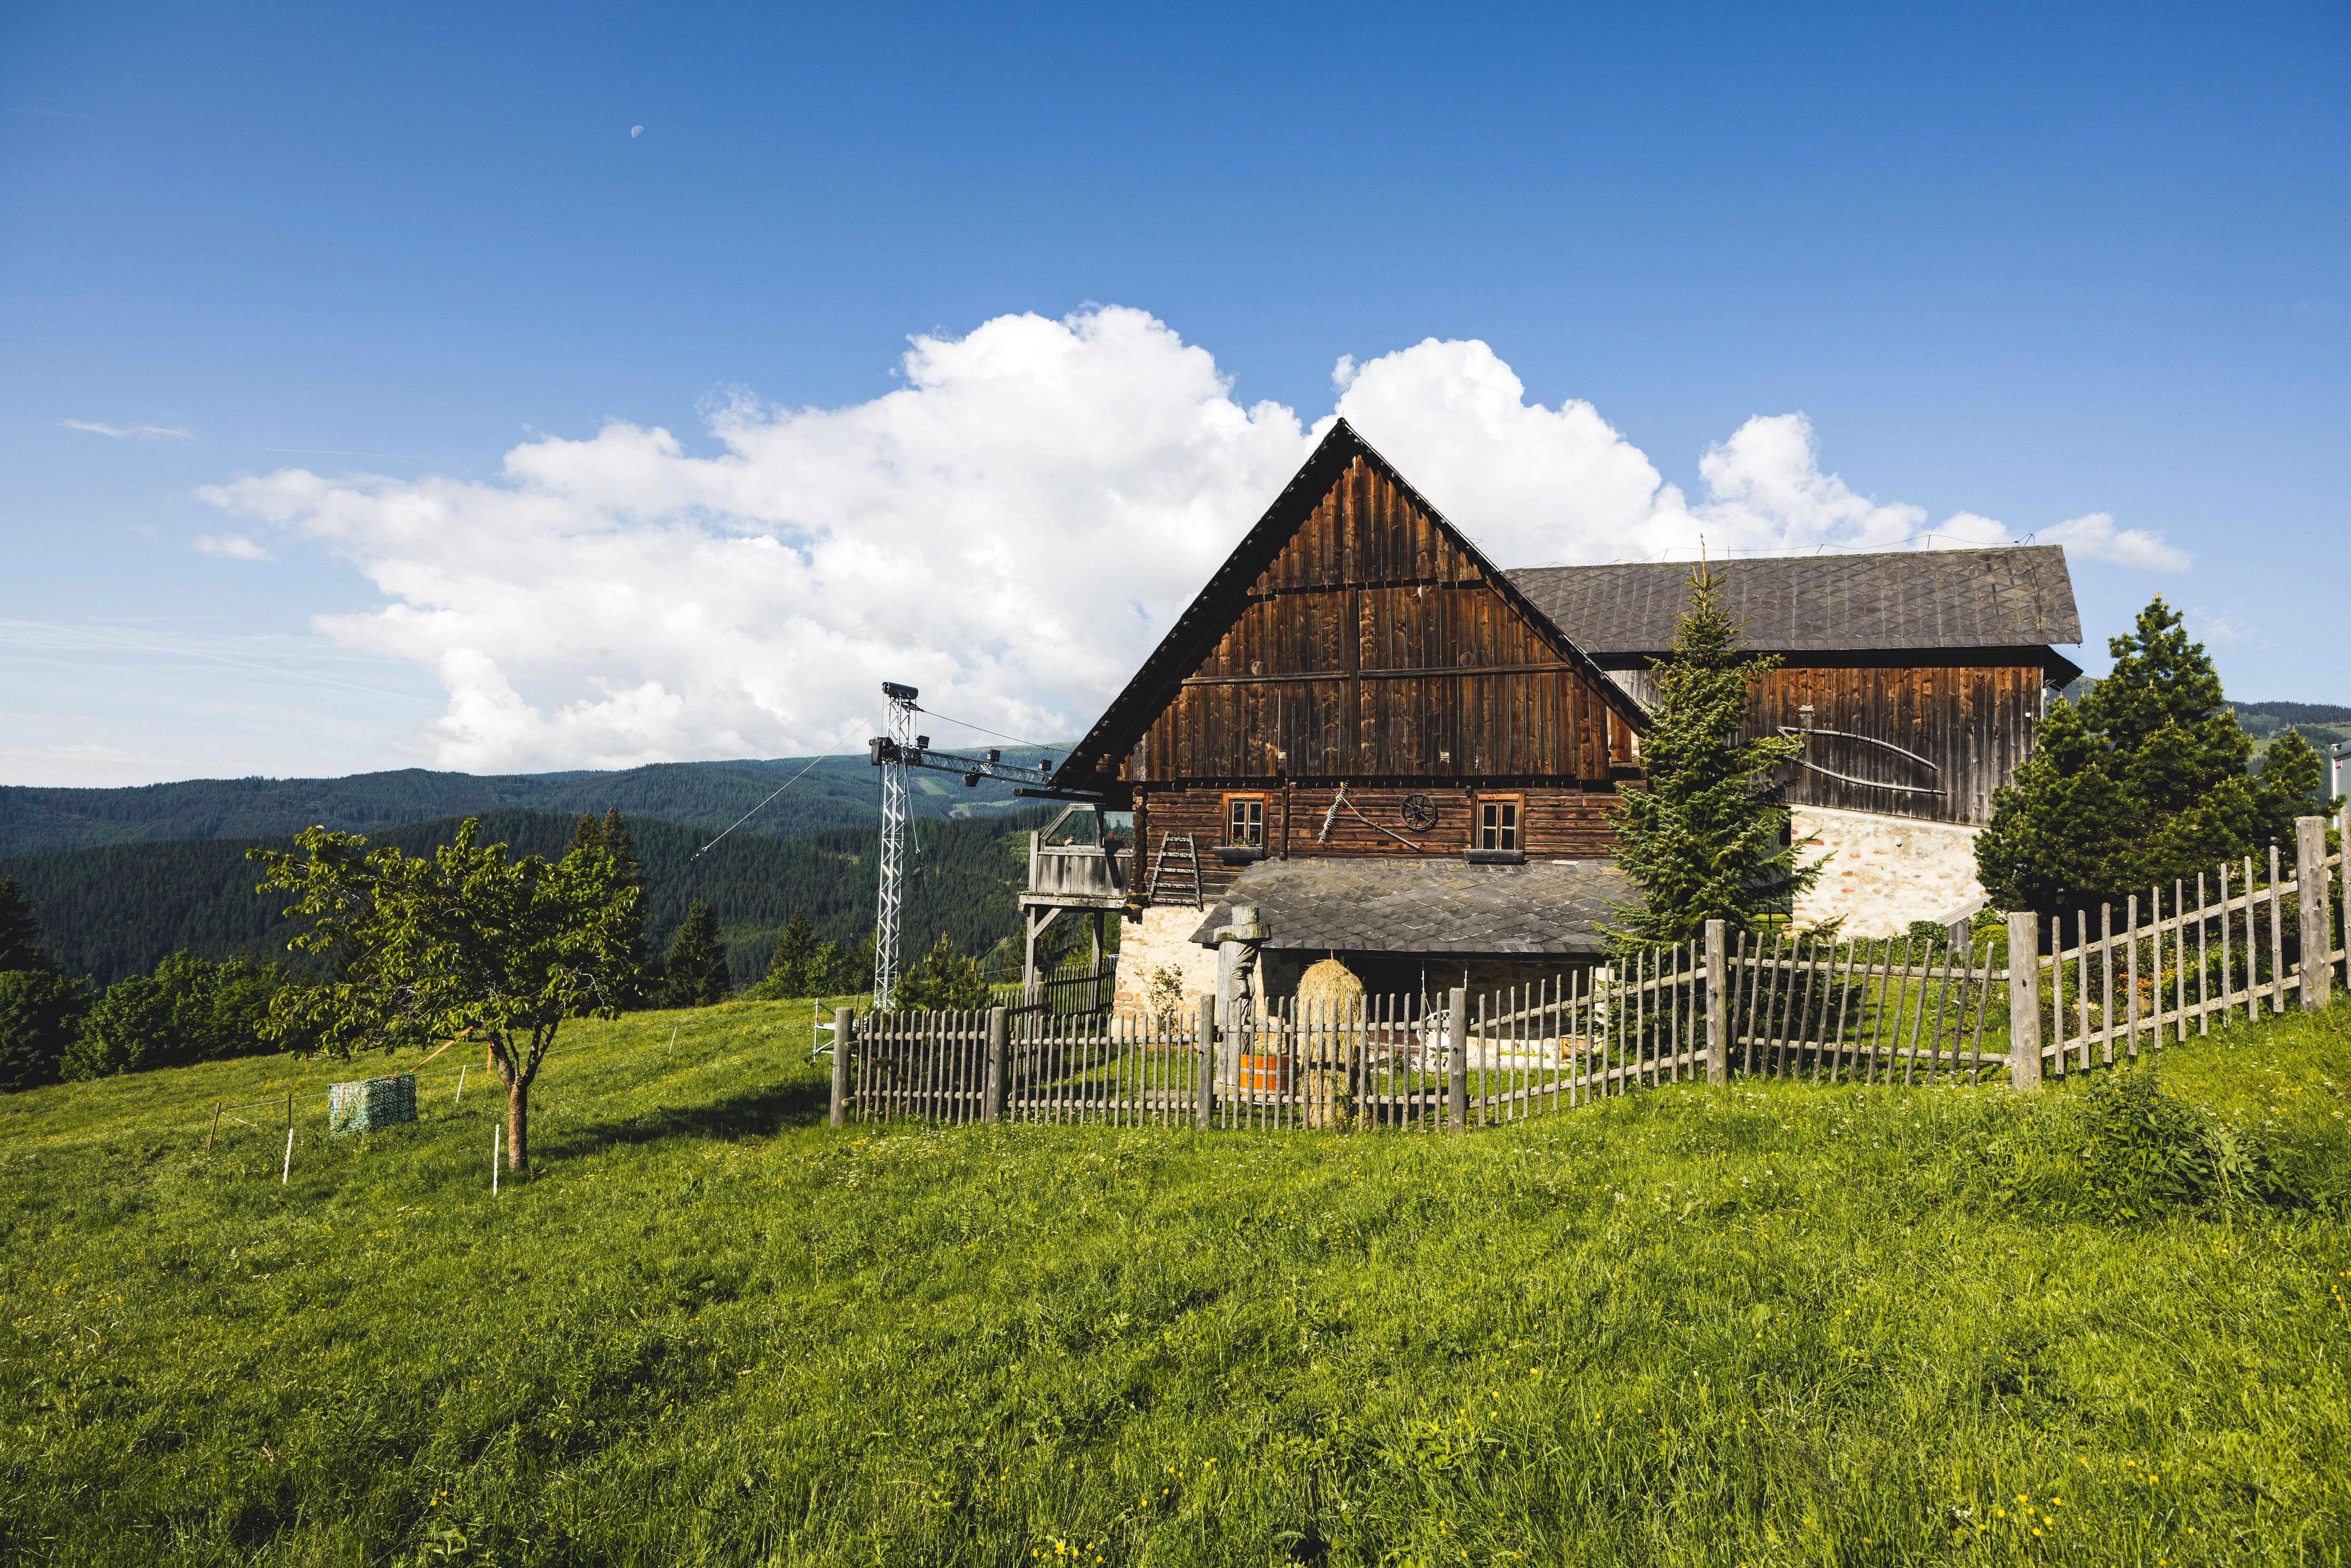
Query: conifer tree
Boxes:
[
  {"xmin": 1977, "ymin": 596, "xmax": 2341, "ymax": 921},
  {"xmin": 568, "ymin": 810, "xmax": 650, "ymax": 1006},
  {"xmin": 0, "ymin": 877, "xmax": 56, "ymax": 976},
  {"xmin": 892, "ymin": 933, "xmax": 990, "ymax": 1012},
  {"xmin": 1975, "ymin": 696, "xmax": 2139, "ymax": 922},
  {"xmin": 751, "ymin": 908, "xmax": 818, "ymax": 999},
  {"xmin": 1609, "ymin": 563, "xmax": 1821, "ymax": 947},
  {"xmin": 660, "ymin": 900, "xmax": 730, "ymax": 1008}
]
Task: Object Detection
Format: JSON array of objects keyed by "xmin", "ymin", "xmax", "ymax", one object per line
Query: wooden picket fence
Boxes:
[{"xmin": 830, "ymin": 813, "xmax": 2348, "ymax": 1131}]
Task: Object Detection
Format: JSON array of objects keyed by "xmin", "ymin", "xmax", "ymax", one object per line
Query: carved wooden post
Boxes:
[
  {"xmin": 1195, "ymin": 993, "xmax": 1216, "ymax": 1129},
  {"xmin": 984, "ymin": 1006, "xmax": 1008, "ymax": 1122},
  {"xmin": 1704, "ymin": 920, "xmax": 1728, "ymax": 1085},
  {"xmin": 2296, "ymin": 816, "xmax": 2333, "ymax": 1011},
  {"xmin": 2007, "ymin": 912, "xmax": 2042, "ymax": 1092},
  {"xmin": 828, "ymin": 1007, "xmax": 853, "ymax": 1128},
  {"xmin": 1446, "ymin": 986, "xmax": 1468, "ymax": 1134}
]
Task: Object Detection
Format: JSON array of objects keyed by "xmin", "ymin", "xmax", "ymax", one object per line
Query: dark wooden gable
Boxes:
[{"xmin": 1055, "ymin": 421, "xmax": 1640, "ymax": 797}]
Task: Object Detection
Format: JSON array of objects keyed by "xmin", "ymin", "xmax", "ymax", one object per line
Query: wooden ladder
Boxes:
[{"xmin": 1146, "ymin": 832, "xmax": 1202, "ymax": 909}]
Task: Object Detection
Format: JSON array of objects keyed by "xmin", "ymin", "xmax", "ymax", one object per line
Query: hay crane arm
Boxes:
[{"xmin": 867, "ymin": 681, "xmax": 1078, "ymax": 1011}]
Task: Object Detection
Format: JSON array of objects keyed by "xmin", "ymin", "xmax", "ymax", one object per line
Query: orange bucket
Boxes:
[{"xmin": 1239, "ymin": 1053, "xmax": 1291, "ymax": 1095}]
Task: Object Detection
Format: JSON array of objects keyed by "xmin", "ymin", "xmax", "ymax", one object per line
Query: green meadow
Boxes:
[{"xmin": 2, "ymin": 997, "xmax": 2346, "ymax": 1566}]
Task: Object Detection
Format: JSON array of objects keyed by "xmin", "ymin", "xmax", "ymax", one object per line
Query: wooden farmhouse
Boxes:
[{"xmin": 1036, "ymin": 421, "xmax": 2084, "ymax": 1015}]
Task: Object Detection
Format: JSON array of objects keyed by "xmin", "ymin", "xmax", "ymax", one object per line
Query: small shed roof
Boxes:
[
  {"xmin": 1505, "ymin": 546, "xmax": 2082, "ymax": 666},
  {"xmin": 1189, "ymin": 857, "xmax": 1632, "ymax": 956}
]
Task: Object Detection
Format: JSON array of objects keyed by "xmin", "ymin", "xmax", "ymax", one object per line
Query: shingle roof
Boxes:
[
  {"xmin": 1189, "ymin": 857, "xmax": 1633, "ymax": 956},
  {"xmin": 1505, "ymin": 546, "xmax": 2082, "ymax": 658}
]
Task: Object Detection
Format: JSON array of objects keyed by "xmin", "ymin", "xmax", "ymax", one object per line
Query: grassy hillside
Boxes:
[
  {"xmin": 0, "ymin": 748, "xmax": 1060, "ymax": 859},
  {"xmin": 2235, "ymin": 702, "xmax": 2351, "ymax": 766},
  {"xmin": 1, "ymin": 807, "xmax": 1053, "ymax": 986},
  {"xmin": 1, "ymin": 999, "xmax": 2344, "ymax": 1563}
]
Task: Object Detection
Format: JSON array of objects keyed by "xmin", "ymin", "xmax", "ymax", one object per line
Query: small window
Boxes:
[
  {"xmin": 1226, "ymin": 795, "xmax": 1266, "ymax": 848},
  {"xmin": 1476, "ymin": 797, "xmax": 1520, "ymax": 852}
]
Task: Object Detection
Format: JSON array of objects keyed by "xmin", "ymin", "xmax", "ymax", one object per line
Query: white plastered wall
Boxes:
[
  {"xmin": 1111, "ymin": 905, "xmax": 1221, "ymax": 1017},
  {"xmin": 1791, "ymin": 805, "xmax": 1987, "ymax": 938}
]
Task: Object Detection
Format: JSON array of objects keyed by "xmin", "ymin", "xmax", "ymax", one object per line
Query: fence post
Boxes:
[
  {"xmin": 1195, "ymin": 993, "xmax": 1216, "ymax": 1129},
  {"xmin": 2007, "ymin": 912, "xmax": 2042, "ymax": 1092},
  {"xmin": 985, "ymin": 1006, "xmax": 1008, "ymax": 1123},
  {"xmin": 2295, "ymin": 816, "xmax": 2333, "ymax": 1011},
  {"xmin": 828, "ymin": 1007, "xmax": 853, "ymax": 1128},
  {"xmin": 1446, "ymin": 986, "xmax": 1468, "ymax": 1134},
  {"xmin": 1704, "ymin": 920, "xmax": 1728, "ymax": 1085}
]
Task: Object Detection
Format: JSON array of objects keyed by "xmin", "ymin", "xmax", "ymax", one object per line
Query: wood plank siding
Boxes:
[
  {"xmin": 1127, "ymin": 456, "xmax": 1621, "ymax": 787},
  {"xmin": 1746, "ymin": 663, "xmax": 2043, "ymax": 826},
  {"xmin": 1138, "ymin": 783, "xmax": 1621, "ymax": 904}
]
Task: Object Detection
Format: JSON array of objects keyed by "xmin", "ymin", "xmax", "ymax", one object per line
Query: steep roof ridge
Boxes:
[{"xmin": 1050, "ymin": 419, "xmax": 1644, "ymax": 789}]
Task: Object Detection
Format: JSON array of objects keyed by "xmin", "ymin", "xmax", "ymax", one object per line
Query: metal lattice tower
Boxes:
[{"xmin": 872, "ymin": 682, "xmax": 919, "ymax": 1010}]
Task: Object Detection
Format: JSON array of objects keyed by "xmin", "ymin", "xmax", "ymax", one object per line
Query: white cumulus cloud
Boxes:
[
  {"xmin": 192, "ymin": 532, "xmax": 274, "ymax": 561},
  {"xmin": 202, "ymin": 307, "xmax": 2119, "ymax": 773},
  {"xmin": 2037, "ymin": 511, "xmax": 2191, "ymax": 572},
  {"xmin": 1322, "ymin": 339, "xmax": 2017, "ymax": 564}
]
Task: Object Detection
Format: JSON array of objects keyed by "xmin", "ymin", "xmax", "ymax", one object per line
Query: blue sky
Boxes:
[{"xmin": 3, "ymin": 2, "xmax": 2345, "ymax": 785}]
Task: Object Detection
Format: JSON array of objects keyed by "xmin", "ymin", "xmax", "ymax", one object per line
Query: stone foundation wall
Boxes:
[
  {"xmin": 1791, "ymin": 805, "xmax": 1986, "ymax": 938},
  {"xmin": 1111, "ymin": 906, "xmax": 1221, "ymax": 1018}
]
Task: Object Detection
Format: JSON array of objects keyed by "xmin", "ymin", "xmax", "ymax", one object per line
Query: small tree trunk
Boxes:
[{"xmin": 506, "ymin": 1076, "xmax": 530, "ymax": 1171}]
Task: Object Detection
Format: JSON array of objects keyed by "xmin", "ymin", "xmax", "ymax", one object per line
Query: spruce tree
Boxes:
[
  {"xmin": 0, "ymin": 877, "xmax": 55, "ymax": 976},
  {"xmin": 1976, "ymin": 595, "xmax": 2340, "ymax": 922},
  {"xmin": 751, "ymin": 908, "xmax": 817, "ymax": 999},
  {"xmin": 1608, "ymin": 563, "xmax": 1820, "ymax": 947},
  {"xmin": 660, "ymin": 900, "xmax": 730, "ymax": 1008},
  {"xmin": 893, "ymin": 933, "xmax": 990, "ymax": 1012},
  {"xmin": 1975, "ymin": 696, "xmax": 2137, "ymax": 919},
  {"xmin": 568, "ymin": 810, "xmax": 650, "ymax": 1006}
]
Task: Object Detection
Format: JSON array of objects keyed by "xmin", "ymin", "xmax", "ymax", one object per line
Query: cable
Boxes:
[
  {"xmin": 690, "ymin": 752, "xmax": 829, "ymax": 861},
  {"xmin": 912, "ymin": 704, "xmax": 1055, "ymax": 751}
]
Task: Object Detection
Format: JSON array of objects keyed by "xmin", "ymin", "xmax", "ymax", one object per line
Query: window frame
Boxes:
[
  {"xmin": 1223, "ymin": 792, "xmax": 1268, "ymax": 849},
  {"xmin": 1474, "ymin": 794, "xmax": 1522, "ymax": 853}
]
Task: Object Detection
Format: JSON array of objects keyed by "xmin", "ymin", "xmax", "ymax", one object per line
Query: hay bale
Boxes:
[
  {"xmin": 1295, "ymin": 957, "xmax": 1365, "ymax": 1019},
  {"xmin": 1294, "ymin": 958, "xmax": 1364, "ymax": 1127}
]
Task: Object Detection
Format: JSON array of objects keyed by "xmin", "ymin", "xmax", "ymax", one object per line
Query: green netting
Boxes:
[{"xmin": 328, "ymin": 1072, "xmax": 418, "ymax": 1134}]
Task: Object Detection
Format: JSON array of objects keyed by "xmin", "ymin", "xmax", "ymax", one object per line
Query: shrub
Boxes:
[
  {"xmin": 2074, "ymin": 1070, "xmax": 2307, "ymax": 1219},
  {"xmin": 0, "ymin": 969, "xmax": 92, "ymax": 1091},
  {"xmin": 1971, "ymin": 1068, "xmax": 2317, "ymax": 1221},
  {"xmin": 60, "ymin": 952, "xmax": 284, "ymax": 1079}
]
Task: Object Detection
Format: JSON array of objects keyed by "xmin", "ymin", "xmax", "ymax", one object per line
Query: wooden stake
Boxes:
[
  {"xmin": 492, "ymin": 1121, "xmax": 501, "ymax": 1195},
  {"xmin": 280, "ymin": 1127, "xmax": 294, "ymax": 1184},
  {"xmin": 2007, "ymin": 911, "xmax": 2042, "ymax": 1092},
  {"xmin": 454, "ymin": 1065, "xmax": 466, "ymax": 1104},
  {"xmin": 206, "ymin": 1101, "xmax": 221, "ymax": 1152},
  {"xmin": 2296, "ymin": 816, "xmax": 2333, "ymax": 1011}
]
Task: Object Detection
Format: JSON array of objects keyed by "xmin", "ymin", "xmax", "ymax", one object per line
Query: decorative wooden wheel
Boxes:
[{"xmin": 1398, "ymin": 792, "xmax": 1439, "ymax": 831}]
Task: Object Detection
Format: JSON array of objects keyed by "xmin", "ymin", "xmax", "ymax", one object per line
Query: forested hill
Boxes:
[
  {"xmin": 1, "ymin": 807, "xmax": 1053, "ymax": 988},
  {"xmin": 0, "ymin": 748, "xmax": 1060, "ymax": 858}
]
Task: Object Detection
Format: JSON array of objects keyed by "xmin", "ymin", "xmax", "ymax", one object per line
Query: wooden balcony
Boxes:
[{"xmin": 1021, "ymin": 834, "xmax": 1127, "ymax": 910}]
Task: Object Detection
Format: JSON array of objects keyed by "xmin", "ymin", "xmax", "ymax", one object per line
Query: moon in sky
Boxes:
[{"xmin": 631, "ymin": 125, "xmax": 644, "ymax": 138}]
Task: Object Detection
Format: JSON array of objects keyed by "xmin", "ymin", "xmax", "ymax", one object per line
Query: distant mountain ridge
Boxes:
[
  {"xmin": 0, "ymin": 806, "xmax": 1054, "ymax": 987},
  {"xmin": 0, "ymin": 749, "xmax": 1061, "ymax": 859},
  {"xmin": 2234, "ymin": 701, "xmax": 2351, "ymax": 725}
]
